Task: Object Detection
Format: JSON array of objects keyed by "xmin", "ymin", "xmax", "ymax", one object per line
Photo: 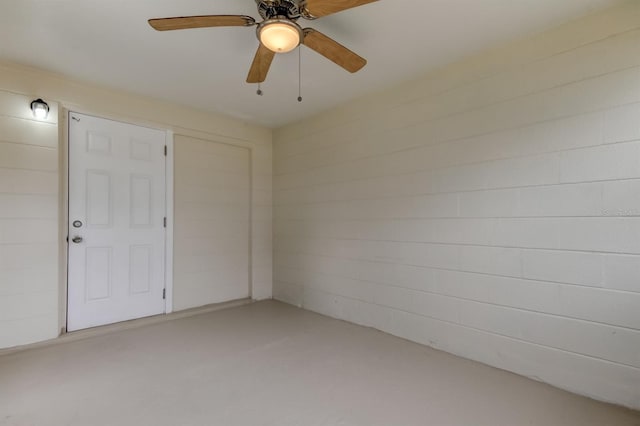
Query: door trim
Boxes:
[
  {"xmin": 164, "ymin": 130, "xmax": 174, "ymax": 314},
  {"xmin": 65, "ymin": 112, "xmax": 174, "ymax": 329}
]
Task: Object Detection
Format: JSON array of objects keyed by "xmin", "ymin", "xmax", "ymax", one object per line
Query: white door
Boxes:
[{"xmin": 67, "ymin": 113, "xmax": 167, "ymax": 331}]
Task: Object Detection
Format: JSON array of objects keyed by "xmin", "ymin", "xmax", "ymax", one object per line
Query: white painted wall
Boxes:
[
  {"xmin": 174, "ymin": 135, "xmax": 251, "ymax": 310},
  {"xmin": 273, "ymin": 2, "xmax": 640, "ymax": 409},
  {"xmin": 0, "ymin": 62, "xmax": 273, "ymax": 349},
  {"xmin": 0, "ymin": 92, "xmax": 59, "ymax": 347}
]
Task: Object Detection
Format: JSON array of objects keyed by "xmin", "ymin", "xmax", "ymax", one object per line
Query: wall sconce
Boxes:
[{"xmin": 30, "ymin": 98, "xmax": 50, "ymax": 120}]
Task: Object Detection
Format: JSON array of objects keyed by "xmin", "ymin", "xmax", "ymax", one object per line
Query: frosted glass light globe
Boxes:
[{"xmin": 259, "ymin": 20, "xmax": 301, "ymax": 53}]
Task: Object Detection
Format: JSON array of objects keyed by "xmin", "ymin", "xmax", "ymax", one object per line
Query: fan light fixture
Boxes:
[
  {"xmin": 147, "ymin": 0, "xmax": 375, "ymax": 86},
  {"xmin": 258, "ymin": 18, "xmax": 302, "ymax": 53},
  {"xmin": 30, "ymin": 98, "xmax": 50, "ymax": 120}
]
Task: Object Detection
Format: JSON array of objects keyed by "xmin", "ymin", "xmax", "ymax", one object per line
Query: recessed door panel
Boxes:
[
  {"xmin": 130, "ymin": 245, "xmax": 152, "ymax": 295},
  {"xmin": 87, "ymin": 132, "xmax": 112, "ymax": 155},
  {"xmin": 86, "ymin": 247, "xmax": 112, "ymax": 301},
  {"xmin": 130, "ymin": 139, "xmax": 152, "ymax": 162},
  {"xmin": 130, "ymin": 175, "xmax": 152, "ymax": 227},
  {"xmin": 86, "ymin": 170, "xmax": 111, "ymax": 228},
  {"xmin": 68, "ymin": 112, "xmax": 166, "ymax": 331}
]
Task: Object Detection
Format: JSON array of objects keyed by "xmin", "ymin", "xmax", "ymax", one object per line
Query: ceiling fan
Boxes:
[{"xmin": 148, "ymin": 0, "xmax": 378, "ymax": 84}]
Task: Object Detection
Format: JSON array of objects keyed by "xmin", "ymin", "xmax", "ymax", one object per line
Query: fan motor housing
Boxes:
[{"xmin": 256, "ymin": 0, "xmax": 301, "ymax": 21}]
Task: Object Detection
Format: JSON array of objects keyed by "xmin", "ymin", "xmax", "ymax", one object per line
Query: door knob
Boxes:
[{"xmin": 72, "ymin": 236, "xmax": 83, "ymax": 244}]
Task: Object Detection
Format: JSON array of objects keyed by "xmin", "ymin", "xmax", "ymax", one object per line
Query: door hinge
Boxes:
[
  {"xmin": 164, "ymin": 145, "xmax": 167, "ymax": 156},
  {"xmin": 163, "ymin": 217, "xmax": 167, "ymax": 228},
  {"xmin": 163, "ymin": 288, "xmax": 166, "ymax": 300}
]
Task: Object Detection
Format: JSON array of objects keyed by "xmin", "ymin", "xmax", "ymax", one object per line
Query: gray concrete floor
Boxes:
[{"xmin": 0, "ymin": 300, "xmax": 638, "ymax": 426}]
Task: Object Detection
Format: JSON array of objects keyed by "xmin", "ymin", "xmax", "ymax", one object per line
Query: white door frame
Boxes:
[
  {"xmin": 164, "ymin": 130, "xmax": 174, "ymax": 314},
  {"xmin": 65, "ymin": 112, "xmax": 174, "ymax": 328}
]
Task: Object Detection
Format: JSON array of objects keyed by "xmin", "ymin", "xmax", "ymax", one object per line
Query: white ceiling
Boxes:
[{"xmin": 0, "ymin": 0, "xmax": 622, "ymax": 128}]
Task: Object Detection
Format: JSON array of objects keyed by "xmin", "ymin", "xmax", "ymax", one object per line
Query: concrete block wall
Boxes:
[
  {"xmin": 273, "ymin": 2, "xmax": 640, "ymax": 409},
  {"xmin": 173, "ymin": 135, "xmax": 252, "ymax": 310},
  {"xmin": 0, "ymin": 91, "xmax": 60, "ymax": 347}
]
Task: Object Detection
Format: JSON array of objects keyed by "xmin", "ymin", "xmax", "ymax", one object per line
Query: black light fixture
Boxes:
[{"xmin": 30, "ymin": 98, "xmax": 50, "ymax": 120}]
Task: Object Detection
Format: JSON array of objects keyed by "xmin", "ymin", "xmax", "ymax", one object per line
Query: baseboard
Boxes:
[{"xmin": 0, "ymin": 298, "xmax": 253, "ymax": 357}]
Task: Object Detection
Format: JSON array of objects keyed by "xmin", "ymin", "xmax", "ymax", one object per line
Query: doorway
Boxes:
[{"xmin": 67, "ymin": 112, "xmax": 169, "ymax": 331}]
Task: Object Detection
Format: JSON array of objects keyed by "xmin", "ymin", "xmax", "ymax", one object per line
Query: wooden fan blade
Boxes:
[
  {"xmin": 247, "ymin": 44, "xmax": 276, "ymax": 83},
  {"xmin": 303, "ymin": 29, "xmax": 366, "ymax": 73},
  {"xmin": 148, "ymin": 15, "xmax": 255, "ymax": 31},
  {"xmin": 302, "ymin": 0, "xmax": 378, "ymax": 18}
]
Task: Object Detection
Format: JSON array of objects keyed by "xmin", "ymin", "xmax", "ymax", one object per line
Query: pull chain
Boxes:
[
  {"xmin": 297, "ymin": 46, "xmax": 303, "ymax": 102},
  {"xmin": 257, "ymin": 82, "xmax": 263, "ymax": 96}
]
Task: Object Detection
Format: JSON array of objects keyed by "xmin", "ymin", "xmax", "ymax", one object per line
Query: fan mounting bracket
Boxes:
[{"xmin": 255, "ymin": 0, "xmax": 301, "ymax": 21}]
